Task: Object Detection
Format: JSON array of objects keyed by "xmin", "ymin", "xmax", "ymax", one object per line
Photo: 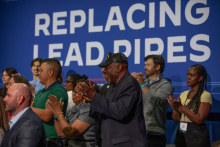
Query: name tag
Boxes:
[{"xmin": 179, "ymin": 121, "xmax": 188, "ymax": 133}]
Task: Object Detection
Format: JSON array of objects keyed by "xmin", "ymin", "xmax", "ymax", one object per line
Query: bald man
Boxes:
[{"xmin": 1, "ymin": 83, "xmax": 46, "ymax": 147}]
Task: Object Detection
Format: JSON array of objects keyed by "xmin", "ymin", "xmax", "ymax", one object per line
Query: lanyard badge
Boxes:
[{"xmin": 179, "ymin": 121, "xmax": 188, "ymax": 133}]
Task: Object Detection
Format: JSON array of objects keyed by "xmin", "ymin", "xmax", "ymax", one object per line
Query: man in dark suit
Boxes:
[
  {"xmin": 74, "ymin": 52, "xmax": 148, "ymax": 147},
  {"xmin": 1, "ymin": 83, "xmax": 46, "ymax": 147}
]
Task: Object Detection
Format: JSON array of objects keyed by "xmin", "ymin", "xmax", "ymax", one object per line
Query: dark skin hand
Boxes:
[
  {"xmin": 75, "ymin": 80, "xmax": 96, "ymax": 100},
  {"xmin": 168, "ymin": 95, "xmax": 211, "ymax": 124}
]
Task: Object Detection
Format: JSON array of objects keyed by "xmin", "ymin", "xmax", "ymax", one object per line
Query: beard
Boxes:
[
  {"xmin": 145, "ymin": 69, "xmax": 156, "ymax": 79},
  {"xmin": 5, "ymin": 98, "xmax": 17, "ymax": 115}
]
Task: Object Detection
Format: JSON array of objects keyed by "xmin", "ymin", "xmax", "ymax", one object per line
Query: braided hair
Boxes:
[{"xmin": 185, "ymin": 64, "xmax": 207, "ymax": 114}]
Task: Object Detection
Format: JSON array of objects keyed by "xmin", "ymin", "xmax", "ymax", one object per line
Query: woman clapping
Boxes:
[{"xmin": 168, "ymin": 64, "xmax": 212, "ymax": 147}]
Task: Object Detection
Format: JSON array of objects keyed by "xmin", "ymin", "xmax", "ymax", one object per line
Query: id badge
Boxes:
[{"xmin": 179, "ymin": 121, "xmax": 188, "ymax": 133}]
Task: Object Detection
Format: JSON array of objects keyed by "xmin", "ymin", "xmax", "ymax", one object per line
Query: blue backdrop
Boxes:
[{"xmin": 0, "ymin": 0, "xmax": 220, "ymax": 113}]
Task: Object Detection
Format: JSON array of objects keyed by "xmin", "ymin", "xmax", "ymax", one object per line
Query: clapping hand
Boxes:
[
  {"xmin": 167, "ymin": 95, "xmax": 181, "ymax": 111},
  {"xmin": 131, "ymin": 72, "xmax": 145, "ymax": 85},
  {"xmin": 76, "ymin": 80, "xmax": 96, "ymax": 101},
  {"xmin": 47, "ymin": 95, "xmax": 64, "ymax": 116}
]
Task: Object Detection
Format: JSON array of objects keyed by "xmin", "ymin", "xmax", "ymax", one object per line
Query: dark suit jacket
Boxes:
[
  {"xmin": 1, "ymin": 108, "xmax": 46, "ymax": 147},
  {"xmin": 90, "ymin": 72, "xmax": 148, "ymax": 147}
]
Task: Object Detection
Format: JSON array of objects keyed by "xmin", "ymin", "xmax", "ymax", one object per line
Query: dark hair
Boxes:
[
  {"xmin": 212, "ymin": 140, "xmax": 220, "ymax": 147},
  {"xmin": 69, "ymin": 74, "xmax": 88, "ymax": 82},
  {"xmin": 42, "ymin": 58, "xmax": 62, "ymax": 79},
  {"xmin": 2, "ymin": 67, "xmax": 17, "ymax": 78},
  {"xmin": 0, "ymin": 97, "xmax": 9, "ymax": 132},
  {"xmin": 58, "ymin": 74, "xmax": 63, "ymax": 85},
  {"xmin": 74, "ymin": 79, "xmax": 99, "ymax": 93},
  {"xmin": 31, "ymin": 58, "xmax": 43, "ymax": 67},
  {"xmin": 185, "ymin": 64, "xmax": 207, "ymax": 114},
  {"xmin": 70, "ymin": 74, "xmax": 88, "ymax": 89},
  {"xmin": 1, "ymin": 67, "xmax": 18, "ymax": 97},
  {"xmin": 144, "ymin": 55, "xmax": 165, "ymax": 74},
  {"xmin": 13, "ymin": 75, "xmax": 30, "ymax": 88}
]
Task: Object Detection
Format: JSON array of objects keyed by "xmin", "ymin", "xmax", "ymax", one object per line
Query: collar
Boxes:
[
  {"xmin": 146, "ymin": 74, "xmax": 163, "ymax": 86},
  {"xmin": 75, "ymin": 102, "xmax": 88, "ymax": 109},
  {"xmin": 112, "ymin": 72, "xmax": 129, "ymax": 89},
  {"xmin": 41, "ymin": 80, "xmax": 59, "ymax": 92},
  {"xmin": 9, "ymin": 107, "xmax": 30, "ymax": 130}
]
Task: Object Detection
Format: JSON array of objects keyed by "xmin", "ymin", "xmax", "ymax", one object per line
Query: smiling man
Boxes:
[
  {"xmin": 29, "ymin": 58, "xmax": 45, "ymax": 95},
  {"xmin": 132, "ymin": 55, "xmax": 173, "ymax": 147},
  {"xmin": 75, "ymin": 52, "xmax": 148, "ymax": 147}
]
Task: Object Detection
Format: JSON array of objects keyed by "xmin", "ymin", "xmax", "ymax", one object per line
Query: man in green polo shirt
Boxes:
[{"xmin": 31, "ymin": 58, "xmax": 68, "ymax": 147}]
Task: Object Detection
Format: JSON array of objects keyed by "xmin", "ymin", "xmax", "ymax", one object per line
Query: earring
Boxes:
[{"xmin": 83, "ymin": 99, "xmax": 86, "ymax": 102}]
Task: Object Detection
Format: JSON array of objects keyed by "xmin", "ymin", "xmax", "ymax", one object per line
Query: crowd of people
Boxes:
[{"xmin": 0, "ymin": 52, "xmax": 219, "ymax": 147}]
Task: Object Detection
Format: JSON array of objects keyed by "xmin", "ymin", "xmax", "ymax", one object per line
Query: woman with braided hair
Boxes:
[{"xmin": 168, "ymin": 64, "xmax": 212, "ymax": 147}]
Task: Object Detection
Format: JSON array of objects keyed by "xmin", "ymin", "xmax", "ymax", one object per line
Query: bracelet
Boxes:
[
  {"xmin": 57, "ymin": 112, "xmax": 64, "ymax": 117},
  {"xmin": 33, "ymin": 94, "xmax": 35, "ymax": 98},
  {"xmin": 140, "ymin": 83, "xmax": 146, "ymax": 88}
]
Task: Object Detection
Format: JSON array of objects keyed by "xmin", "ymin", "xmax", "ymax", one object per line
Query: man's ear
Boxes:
[
  {"xmin": 48, "ymin": 70, "xmax": 54, "ymax": 77},
  {"xmin": 17, "ymin": 95, "xmax": 25, "ymax": 105},
  {"xmin": 155, "ymin": 64, "xmax": 161, "ymax": 72},
  {"xmin": 118, "ymin": 64, "xmax": 123, "ymax": 72}
]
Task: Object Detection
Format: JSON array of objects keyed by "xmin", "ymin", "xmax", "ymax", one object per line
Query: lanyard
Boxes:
[{"xmin": 183, "ymin": 90, "xmax": 191, "ymax": 121}]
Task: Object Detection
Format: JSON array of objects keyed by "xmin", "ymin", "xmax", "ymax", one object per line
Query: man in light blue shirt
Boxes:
[
  {"xmin": 1, "ymin": 83, "xmax": 46, "ymax": 147},
  {"xmin": 29, "ymin": 58, "xmax": 45, "ymax": 94}
]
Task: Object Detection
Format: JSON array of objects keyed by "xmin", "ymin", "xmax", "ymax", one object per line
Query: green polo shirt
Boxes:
[{"xmin": 33, "ymin": 81, "xmax": 68, "ymax": 138}]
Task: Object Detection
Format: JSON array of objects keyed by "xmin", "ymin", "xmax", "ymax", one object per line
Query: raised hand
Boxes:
[
  {"xmin": 47, "ymin": 95, "xmax": 64, "ymax": 115},
  {"xmin": 168, "ymin": 95, "xmax": 181, "ymax": 111},
  {"xmin": 131, "ymin": 72, "xmax": 145, "ymax": 85},
  {"xmin": 76, "ymin": 80, "xmax": 96, "ymax": 100}
]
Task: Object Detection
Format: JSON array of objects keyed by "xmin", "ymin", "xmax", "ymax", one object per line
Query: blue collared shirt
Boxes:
[
  {"xmin": 29, "ymin": 79, "xmax": 45, "ymax": 94},
  {"xmin": 9, "ymin": 107, "xmax": 30, "ymax": 130}
]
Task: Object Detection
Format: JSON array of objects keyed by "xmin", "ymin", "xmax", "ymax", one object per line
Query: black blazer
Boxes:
[
  {"xmin": 1, "ymin": 108, "xmax": 46, "ymax": 147},
  {"xmin": 90, "ymin": 72, "xmax": 148, "ymax": 147}
]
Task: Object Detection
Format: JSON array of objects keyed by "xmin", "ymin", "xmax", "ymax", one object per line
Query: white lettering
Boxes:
[
  {"xmin": 145, "ymin": 38, "xmax": 164, "ymax": 56},
  {"xmin": 160, "ymin": 0, "xmax": 181, "ymax": 27},
  {"xmin": 70, "ymin": 10, "xmax": 86, "ymax": 34},
  {"xmin": 49, "ymin": 44, "xmax": 63, "ymax": 66},
  {"xmin": 167, "ymin": 36, "xmax": 186, "ymax": 63},
  {"xmin": 35, "ymin": 14, "xmax": 50, "ymax": 36},
  {"xmin": 86, "ymin": 42, "xmax": 104, "ymax": 65},
  {"xmin": 127, "ymin": 3, "xmax": 145, "ymax": 30},
  {"xmin": 185, "ymin": 0, "xmax": 209, "ymax": 25},
  {"xmin": 53, "ymin": 11, "xmax": 67, "ymax": 35},
  {"xmin": 88, "ymin": 9, "xmax": 103, "ymax": 33},
  {"xmin": 134, "ymin": 39, "xmax": 141, "ymax": 64},
  {"xmin": 190, "ymin": 34, "xmax": 210, "ymax": 62},
  {"xmin": 114, "ymin": 40, "xmax": 131, "ymax": 57},
  {"xmin": 105, "ymin": 6, "xmax": 125, "ymax": 31},
  {"xmin": 149, "ymin": 2, "xmax": 155, "ymax": 28}
]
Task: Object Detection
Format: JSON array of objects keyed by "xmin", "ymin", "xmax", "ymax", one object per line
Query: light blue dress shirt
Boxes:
[
  {"xmin": 29, "ymin": 79, "xmax": 45, "ymax": 94},
  {"xmin": 9, "ymin": 107, "xmax": 30, "ymax": 130}
]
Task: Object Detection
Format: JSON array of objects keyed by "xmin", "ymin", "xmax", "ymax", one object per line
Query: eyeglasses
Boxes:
[
  {"xmin": 65, "ymin": 80, "xmax": 74, "ymax": 84},
  {"xmin": 72, "ymin": 90, "xmax": 79, "ymax": 95}
]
